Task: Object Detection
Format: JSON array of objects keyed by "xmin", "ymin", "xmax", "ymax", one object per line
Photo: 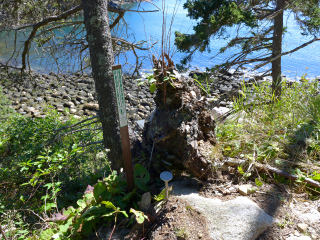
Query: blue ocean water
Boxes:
[
  {"xmin": 0, "ymin": 0, "xmax": 319, "ymax": 79},
  {"xmin": 121, "ymin": 0, "xmax": 320, "ymax": 79}
]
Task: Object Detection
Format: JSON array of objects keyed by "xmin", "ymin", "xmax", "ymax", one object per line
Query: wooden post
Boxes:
[{"xmin": 112, "ymin": 65, "xmax": 134, "ymax": 191}]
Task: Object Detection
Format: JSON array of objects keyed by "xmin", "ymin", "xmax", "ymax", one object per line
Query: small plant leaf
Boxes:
[
  {"xmin": 93, "ymin": 182, "xmax": 107, "ymax": 202},
  {"xmin": 101, "ymin": 201, "xmax": 116, "ymax": 210},
  {"xmin": 150, "ymin": 83, "xmax": 157, "ymax": 93},
  {"xmin": 134, "ymin": 164, "xmax": 150, "ymax": 191},
  {"xmin": 154, "ymin": 188, "xmax": 166, "ymax": 202},
  {"xmin": 130, "ymin": 208, "xmax": 148, "ymax": 224},
  {"xmin": 255, "ymin": 178, "xmax": 263, "ymax": 187}
]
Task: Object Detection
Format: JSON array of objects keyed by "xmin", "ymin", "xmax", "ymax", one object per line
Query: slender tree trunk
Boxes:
[
  {"xmin": 271, "ymin": 0, "xmax": 285, "ymax": 99},
  {"xmin": 82, "ymin": 0, "xmax": 123, "ymax": 172}
]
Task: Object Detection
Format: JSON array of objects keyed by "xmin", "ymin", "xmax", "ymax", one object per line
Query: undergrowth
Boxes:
[
  {"xmin": 216, "ymin": 76, "xmax": 320, "ymax": 193},
  {"xmin": 0, "ymin": 84, "xmax": 152, "ymax": 239}
]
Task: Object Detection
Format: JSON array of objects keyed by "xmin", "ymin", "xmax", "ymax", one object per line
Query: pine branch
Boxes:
[{"xmin": 255, "ymin": 37, "xmax": 320, "ymax": 70}]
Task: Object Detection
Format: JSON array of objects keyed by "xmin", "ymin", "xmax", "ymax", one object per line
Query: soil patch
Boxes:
[{"xmin": 149, "ymin": 196, "xmax": 210, "ymax": 240}]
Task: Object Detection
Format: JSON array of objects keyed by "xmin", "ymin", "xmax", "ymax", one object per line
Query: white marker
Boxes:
[{"xmin": 160, "ymin": 171, "xmax": 173, "ymax": 201}]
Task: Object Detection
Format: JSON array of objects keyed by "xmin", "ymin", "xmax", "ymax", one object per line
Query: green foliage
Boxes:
[
  {"xmin": 130, "ymin": 208, "xmax": 148, "ymax": 224},
  {"xmin": 237, "ymin": 165, "xmax": 251, "ymax": 178},
  {"xmin": 46, "ymin": 165, "xmax": 150, "ymax": 239},
  {"xmin": 134, "ymin": 163, "xmax": 150, "ymax": 191},
  {"xmin": 136, "ymin": 70, "xmax": 176, "ymax": 93},
  {"xmin": 0, "ymin": 110, "xmax": 108, "ymax": 238},
  {"xmin": 0, "ymin": 86, "xmax": 16, "ymax": 120},
  {"xmin": 175, "ymin": 0, "xmax": 257, "ymax": 53},
  {"xmin": 136, "ymin": 72, "xmax": 157, "ymax": 93},
  {"xmin": 217, "ymin": 78, "xmax": 320, "ymax": 186},
  {"xmin": 0, "ymin": 103, "xmax": 152, "ymax": 239},
  {"xmin": 311, "ymin": 171, "xmax": 320, "ymax": 181},
  {"xmin": 193, "ymin": 77, "xmax": 210, "ymax": 95},
  {"xmin": 255, "ymin": 178, "xmax": 263, "ymax": 187},
  {"xmin": 175, "ymin": 0, "xmax": 320, "ymax": 75},
  {"xmin": 154, "ymin": 188, "xmax": 166, "ymax": 202},
  {"xmin": 0, "ymin": 0, "xmax": 81, "ymax": 29},
  {"xmin": 174, "ymin": 228, "xmax": 188, "ymax": 238}
]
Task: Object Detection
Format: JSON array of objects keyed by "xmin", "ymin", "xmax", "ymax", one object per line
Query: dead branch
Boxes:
[
  {"xmin": 55, "ymin": 115, "xmax": 99, "ymax": 132},
  {"xmin": 255, "ymin": 162, "xmax": 320, "ymax": 188},
  {"xmin": 62, "ymin": 127, "xmax": 103, "ymax": 136},
  {"xmin": 0, "ymin": 224, "xmax": 9, "ymax": 240},
  {"xmin": 20, "ymin": 4, "xmax": 83, "ymax": 72},
  {"xmin": 79, "ymin": 140, "xmax": 103, "ymax": 147}
]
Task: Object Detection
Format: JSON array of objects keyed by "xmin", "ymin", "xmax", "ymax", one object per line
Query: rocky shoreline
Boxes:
[{"xmin": 1, "ymin": 68, "xmax": 289, "ymax": 124}]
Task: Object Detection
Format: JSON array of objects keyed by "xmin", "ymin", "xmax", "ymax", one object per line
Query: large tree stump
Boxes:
[{"xmin": 142, "ymin": 61, "xmax": 217, "ymax": 180}]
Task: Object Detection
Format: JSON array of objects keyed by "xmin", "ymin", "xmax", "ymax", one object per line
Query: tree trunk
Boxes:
[
  {"xmin": 82, "ymin": 0, "xmax": 123, "ymax": 172},
  {"xmin": 271, "ymin": 0, "xmax": 285, "ymax": 99}
]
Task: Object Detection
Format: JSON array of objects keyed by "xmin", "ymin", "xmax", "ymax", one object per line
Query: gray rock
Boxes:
[
  {"xmin": 297, "ymin": 223, "xmax": 308, "ymax": 233},
  {"xmin": 136, "ymin": 120, "xmax": 145, "ymax": 130},
  {"xmin": 69, "ymin": 108, "xmax": 77, "ymax": 114},
  {"xmin": 20, "ymin": 97, "xmax": 29, "ymax": 103},
  {"xmin": 62, "ymin": 95, "xmax": 71, "ymax": 100},
  {"xmin": 26, "ymin": 107, "xmax": 35, "ymax": 113},
  {"xmin": 77, "ymin": 110, "xmax": 84, "ymax": 116},
  {"xmin": 45, "ymin": 96, "xmax": 54, "ymax": 101},
  {"xmin": 238, "ymin": 184, "xmax": 255, "ymax": 196},
  {"xmin": 63, "ymin": 101, "xmax": 74, "ymax": 108},
  {"xmin": 137, "ymin": 192, "xmax": 151, "ymax": 211},
  {"xmin": 212, "ymin": 106, "xmax": 230, "ymax": 120},
  {"xmin": 174, "ymin": 182, "xmax": 274, "ymax": 240}
]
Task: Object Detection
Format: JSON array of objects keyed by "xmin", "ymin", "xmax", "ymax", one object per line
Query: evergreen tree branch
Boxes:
[{"xmin": 255, "ymin": 37, "xmax": 320, "ymax": 70}]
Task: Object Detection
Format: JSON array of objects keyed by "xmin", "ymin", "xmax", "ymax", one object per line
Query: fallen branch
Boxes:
[{"xmin": 255, "ymin": 162, "xmax": 320, "ymax": 188}]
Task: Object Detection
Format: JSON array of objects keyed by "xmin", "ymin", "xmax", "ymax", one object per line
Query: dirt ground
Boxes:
[
  {"xmin": 145, "ymin": 172, "xmax": 320, "ymax": 240},
  {"xmin": 149, "ymin": 196, "xmax": 210, "ymax": 240},
  {"xmin": 92, "ymin": 171, "xmax": 320, "ymax": 240}
]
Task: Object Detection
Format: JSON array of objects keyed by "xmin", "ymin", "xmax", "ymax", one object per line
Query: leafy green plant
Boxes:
[
  {"xmin": 136, "ymin": 69, "xmax": 176, "ymax": 94},
  {"xmin": 0, "ymin": 110, "xmax": 108, "ymax": 238},
  {"xmin": 186, "ymin": 205, "xmax": 194, "ymax": 211},
  {"xmin": 45, "ymin": 164, "xmax": 150, "ymax": 239},
  {"xmin": 217, "ymin": 78, "xmax": 320, "ymax": 183},
  {"xmin": 0, "ymin": 86, "xmax": 16, "ymax": 120},
  {"xmin": 193, "ymin": 77, "xmax": 210, "ymax": 95},
  {"xmin": 154, "ymin": 188, "xmax": 166, "ymax": 202},
  {"xmin": 238, "ymin": 165, "xmax": 251, "ymax": 178},
  {"xmin": 255, "ymin": 178, "xmax": 263, "ymax": 187}
]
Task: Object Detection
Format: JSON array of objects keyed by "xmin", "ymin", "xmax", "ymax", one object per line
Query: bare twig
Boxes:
[
  {"xmin": 20, "ymin": 4, "xmax": 83, "ymax": 72},
  {"xmin": 55, "ymin": 116, "xmax": 100, "ymax": 132},
  {"xmin": 79, "ymin": 140, "xmax": 103, "ymax": 147},
  {"xmin": 0, "ymin": 224, "xmax": 9, "ymax": 240},
  {"xmin": 63, "ymin": 127, "xmax": 102, "ymax": 136}
]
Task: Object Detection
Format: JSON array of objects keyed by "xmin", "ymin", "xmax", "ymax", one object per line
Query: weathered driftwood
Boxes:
[{"xmin": 143, "ymin": 56, "xmax": 217, "ymax": 180}]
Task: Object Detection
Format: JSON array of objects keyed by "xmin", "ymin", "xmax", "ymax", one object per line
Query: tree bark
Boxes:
[
  {"xmin": 82, "ymin": 0, "xmax": 123, "ymax": 172},
  {"xmin": 271, "ymin": 0, "xmax": 285, "ymax": 99}
]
